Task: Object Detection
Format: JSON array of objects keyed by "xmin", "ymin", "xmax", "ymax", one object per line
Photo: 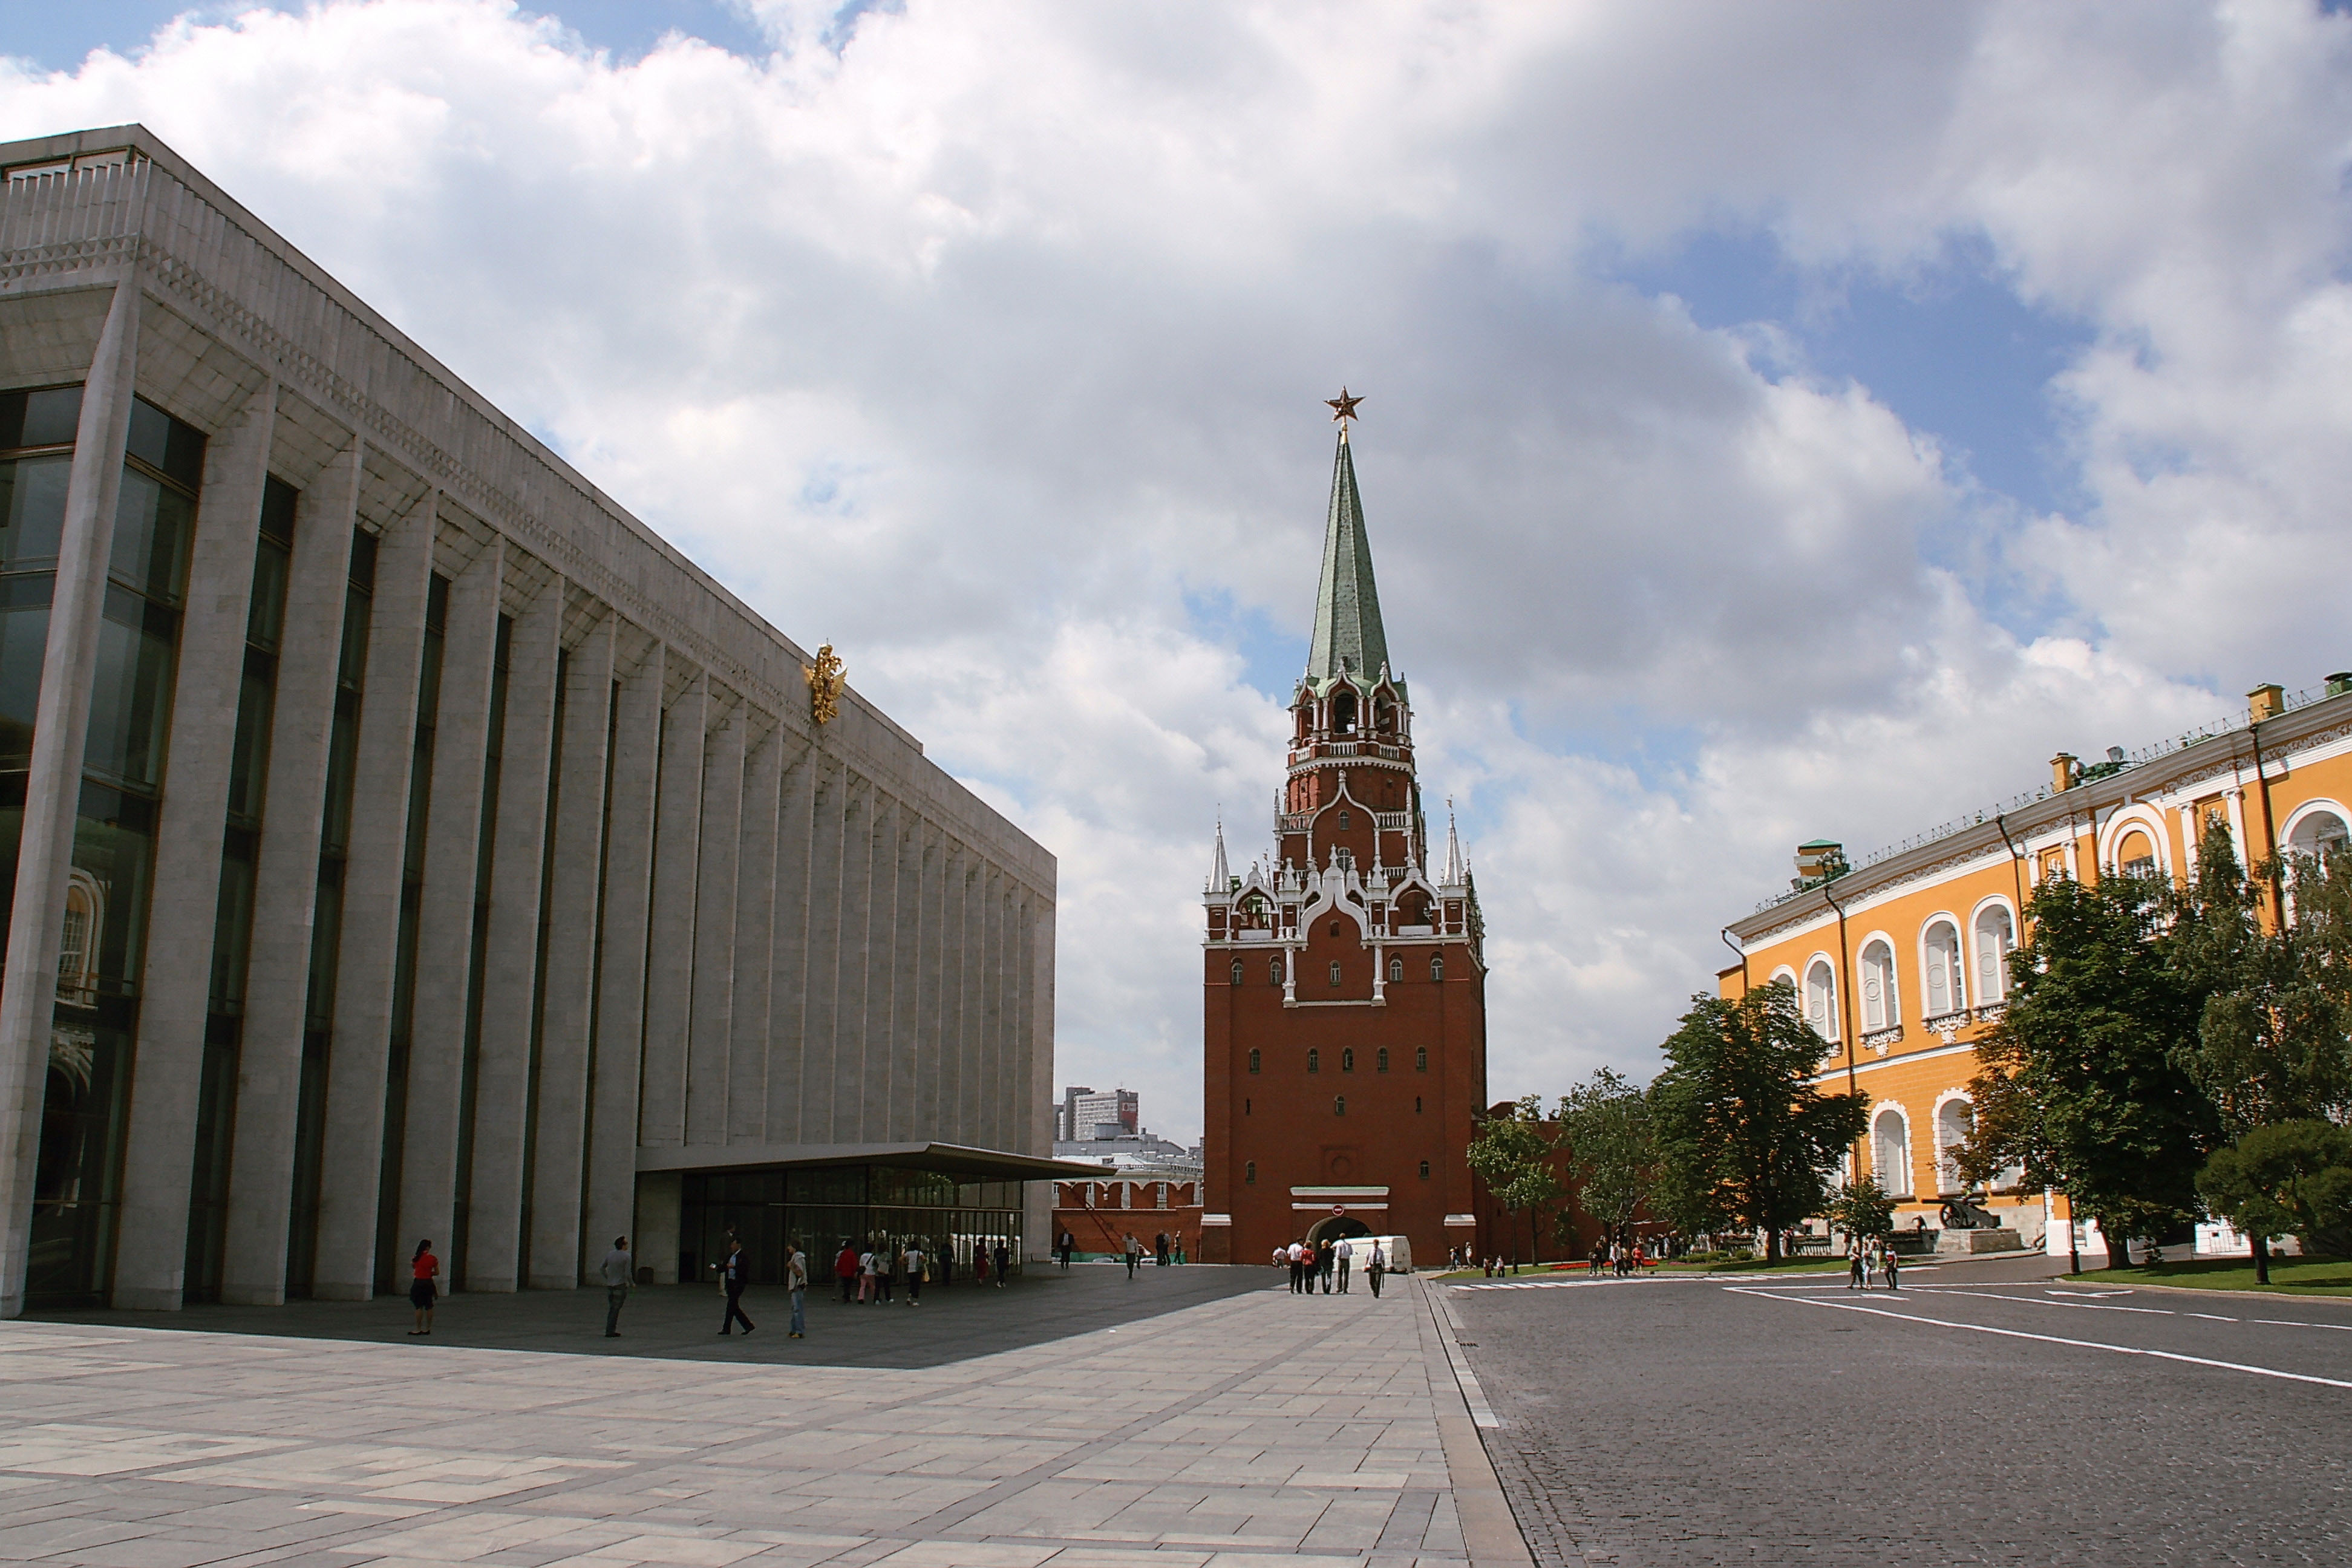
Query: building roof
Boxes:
[
  {"xmin": 1304, "ymin": 426, "xmax": 1395, "ymax": 696},
  {"xmin": 634, "ymin": 1141, "xmax": 1115, "ymax": 1182}
]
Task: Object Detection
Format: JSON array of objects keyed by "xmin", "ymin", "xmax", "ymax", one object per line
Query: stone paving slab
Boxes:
[{"xmin": 1, "ymin": 1279, "xmax": 1515, "ymax": 1568}]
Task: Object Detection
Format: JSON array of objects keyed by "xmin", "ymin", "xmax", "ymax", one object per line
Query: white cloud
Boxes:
[{"xmin": 6, "ymin": 0, "xmax": 2349, "ymax": 1137}]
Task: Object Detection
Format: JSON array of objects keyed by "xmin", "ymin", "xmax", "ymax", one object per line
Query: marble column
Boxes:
[
  {"xmin": 395, "ymin": 536, "xmax": 503, "ymax": 1275},
  {"xmin": 0, "ymin": 282, "xmax": 139, "ymax": 1318},
  {"xmin": 525, "ymin": 612, "xmax": 613, "ymax": 1289},
  {"xmin": 762, "ymin": 743, "xmax": 814, "ymax": 1142},
  {"xmin": 727, "ymin": 724, "xmax": 781, "ymax": 1145},
  {"xmin": 459, "ymin": 570, "xmax": 563, "ymax": 1292},
  {"xmin": 980, "ymin": 869, "xmax": 1005, "ymax": 1152},
  {"xmin": 637, "ymin": 669, "xmax": 705, "ymax": 1151},
  {"xmin": 800, "ymin": 768, "xmax": 847, "ymax": 1143},
  {"xmin": 684, "ymin": 699, "xmax": 742, "ymax": 1148},
  {"xmin": 583, "ymin": 639, "xmax": 660, "ymax": 1278},
  {"xmin": 887, "ymin": 812, "xmax": 922, "ymax": 1142},
  {"xmin": 913, "ymin": 826, "xmax": 944, "ymax": 1142},
  {"xmin": 841, "ymin": 790, "xmax": 889, "ymax": 1142},
  {"xmin": 941, "ymin": 845, "xmax": 970, "ymax": 1145},
  {"xmin": 219, "ymin": 434, "xmax": 363, "ymax": 1305},
  {"xmin": 112, "ymin": 376, "xmax": 276, "ymax": 1309},
  {"xmin": 309, "ymin": 490, "xmax": 435, "ymax": 1301}
]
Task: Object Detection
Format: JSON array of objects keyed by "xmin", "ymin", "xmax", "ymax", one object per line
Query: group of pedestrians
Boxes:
[
  {"xmin": 1274, "ymin": 1236, "xmax": 1387, "ymax": 1297},
  {"xmin": 1847, "ymin": 1236, "xmax": 1902, "ymax": 1290},
  {"xmin": 1585, "ymin": 1241, "xmax": 1648, "ymax": 1276}
]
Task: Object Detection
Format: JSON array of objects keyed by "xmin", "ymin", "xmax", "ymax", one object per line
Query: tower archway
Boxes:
[{"xmin": 1305, "ymin": 1214, "xmax": 1374, "ymax": 1246}]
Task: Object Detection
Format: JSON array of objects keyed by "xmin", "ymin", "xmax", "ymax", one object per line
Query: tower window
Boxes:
[
  {"xmin": 1388, "ymin": 956, "xmax": 1403, "ymax": 983},
  {"xmin": 1307, "ymin": 1048, "xmax": 1319, "ymax": 1073},
  {"xmin": 1429, "ymin": 956, "xmax": 1445, "ymax": 982},
  {"xmin": 1330, "ymin": 921, "xmax": 1343, "ymax": 936},
  {"xmin": 1247, "ymin": 1048, "xmax": 1260, "ymax": 1074},
  {"xmin": 1246, "ymin": 1161, "xmax": 1256, "ymax": 1183},
  {"xmin": 1329, "ymin": 961, "xmax": 1342, "ymax": 985},
  {"xmin": 1419, "ymin": 1160, "xmax": 1430, "ymax": 1180},
  {"xmin": 1334, "ymin": 690, "xmax": 1356, "ymax": 732},
  {"xmin": 1414, "ymin": 1096, "xmax": 1422, "ymax": 1112},
  {"xmin": 1270, "ymin": 956, "xmax": 1283, "ymax": 985},
  {"xmin": 1341, "ymin": 1048, "xmax": 1354, "ymax": 1072},
  {"xmin": 1334, "ymin": 1096, "xmax": 1346, "ymax": 1116},
  {"xmin": 1377, "ymin": 1048, "xmax": 1390, "ymax": 1073},
  {"xmin": 1246, "ymin": 1099, "xmax": 1252, "ymax": 1114},
  {"xmin": 1416, "ymin": 1047, "xmax": 1427, "ymax": 1071},
  {"xmin": 1340, "ymin": 810, "xmax": 1351, "ymax": 829},
  {"xmin": 1230, "ymin": 959, "xmax": 1244, "ymax": 985}
]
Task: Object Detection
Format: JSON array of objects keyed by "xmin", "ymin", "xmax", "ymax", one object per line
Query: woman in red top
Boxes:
[
  {"xmin": 409, "ymin": 1240, "xmax": 440, "ymax": 1336},
  {"xmin": 834, "ymin": 1241, "xmax": 859, "ymax": 1304}
]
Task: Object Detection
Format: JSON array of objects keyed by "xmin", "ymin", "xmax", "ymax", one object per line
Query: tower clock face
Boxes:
[{"xmin": 1198, "ymin": 408, "xmax": 1487, "ymax": 1267}]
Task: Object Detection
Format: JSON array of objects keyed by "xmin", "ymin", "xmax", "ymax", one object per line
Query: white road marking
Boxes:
[
  {"xmin": 1729, "ymin": 1288, "xmax": 2352, "ymax": 1390},
  {"xmin": 2254, "ymin": 1318, "xmax": 2352, "ymax": 1333}
]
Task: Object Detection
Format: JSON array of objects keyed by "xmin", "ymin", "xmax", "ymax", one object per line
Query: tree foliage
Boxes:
[
  {"xmin": 1466, "ymin": 1094, "xmax": 1564, "ymax": 1259},
  {"xmin": 1650, "ymin": 983, "xmax": 1867, "ymax": 1263},
  {"xmin": 1823, "ymin": 1177, "xmax": 1896, "ymax": 1244},
  {"xmin": 1555, "ymin": 1067, "xmax": 1658, "ymax": 1249},
  {"xmin": 2197, "ymin": 1119, "xmax": 2352, "ymax": 1260},
  {"xmin": 1956, "ymin": 869, "xmax": 2216, "ymax": 1266}
]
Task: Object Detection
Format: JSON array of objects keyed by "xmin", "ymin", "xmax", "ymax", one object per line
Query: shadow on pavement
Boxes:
[{"xmin": 30, "ymin": 1261, "xmax": 1277, "ymax": 1368}]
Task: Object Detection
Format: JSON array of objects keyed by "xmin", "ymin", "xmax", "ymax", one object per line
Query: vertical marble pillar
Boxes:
[
  {"xmin": 0, "ymin": 281, "xmax": 138, "ymax": 1319},
  {"xmin": 395, "ymin": 536, "xmax": 503, "ymax": 1272},
  {"xmin": 525, "ymin": 613, "xmax": 612, "ymax": 1289},
  {"xmin": 887, "ymin": 813, "xmax": 922, "ymax": 1142},
  {"xmin": 637, "ymin": 670, "xmax": 705, "ymax": 1150},
  {"xmin": 980, "ymin": 868, "xmax": 1005, "ymax": 1152},
  {"xmin": 684, "ymin": 701, "xmax": 742, "ymax": 1148},
  {"xmin": 727, "ymin": 725, "xmax": 781, "ymax": 1144},
  {"xmin": 799, "ymin": 761, "xmax": 846, "ymax": 1143},
  {"xmin": 583, "ymin": 639, "xmax": 659, "ymax": 1278},
  {"xmin": 840, "ymin": 791, "xmax": 889, "ymax": 1142},
  {"xmin": 310, "ymin": 490, "xmax": 434, "ymax": 1301},
  {"xmin": 113, "ymin": 376, "xmax": 276, "ymax": 1309},
  {"xmin": 459, "ymin": 570, "xmax": 562, "ymax": 1291},
  {"xmin": 941, "ymin": 845, "xmax": 970, "ymax": 1144},
  {"xmin": 219, "ymin": 434, "xmax": 362, "ymax": 1305},
  {"xmin": 913, "ymin": 827, "xmax": 944, "ymax": 1143},
  {"xmin": 763, "ymin": 744, "xmax": 814, "ymax": 1142}
]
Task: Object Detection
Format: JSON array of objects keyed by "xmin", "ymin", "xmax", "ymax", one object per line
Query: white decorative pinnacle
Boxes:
[
  {"xmin": 1210, "ymin": 817, "xmax": 1229, "ymax": 892},
  {"xmin": 1442, "ymin": 799, "xmax": 1464, "ymax": 886}
]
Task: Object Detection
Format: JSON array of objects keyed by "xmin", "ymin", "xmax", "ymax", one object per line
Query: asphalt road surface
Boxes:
[{"xmin": 1445, "ymin": 1256, "xmax": 2352, "ymax": 1566}]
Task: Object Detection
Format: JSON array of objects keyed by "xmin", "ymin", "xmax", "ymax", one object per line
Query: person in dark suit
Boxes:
[{"xmin": 718, "ymin": 1240, "xmax": 755, "ymax": 1334}]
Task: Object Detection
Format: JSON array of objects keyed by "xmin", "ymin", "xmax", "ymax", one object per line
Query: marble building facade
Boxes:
[{"xmin": 0, "ymin": 125, "xmax": 1057, "ymax": 1315}]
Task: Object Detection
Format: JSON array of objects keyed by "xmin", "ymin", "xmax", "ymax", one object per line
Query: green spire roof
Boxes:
[{"xmin": 1305, "ymin": 426, "xmax": 1393, "ymax": 691}]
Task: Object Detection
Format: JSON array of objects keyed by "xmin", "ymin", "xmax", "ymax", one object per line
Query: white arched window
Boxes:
[
  {"xmin": 1935, "ymin": 1099, "xmax": 1973, "ymax": 1194},
  {"xmin": 1973, "ymin": 906, "xmax": 2014, "ymax": 1003},
  {"xmin": 2114, "ymin": 827, "xmax": 2158, "ymax": 877},
  {"xmin": 2288, "ymin": 807, "xmax": 2350, "ymax": 858},
  {"xmin": 1921, "ymin": 921, "xmax": 1964, "ymax": 1020},
  {"xmin": 1859, "ymin": 940, "xmax": 1898, "ymax": 1033},
  {"xmin": 1805, "ymin": 959, "xmax": 1838, "ymax": 1041},
  {"xmin": 1872, "ymin": 1108, "xmax": 1912, "ymax": 1197}
]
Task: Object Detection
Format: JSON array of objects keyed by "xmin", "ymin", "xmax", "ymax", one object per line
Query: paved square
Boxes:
[{"xmin": 1, "ymin": 1275, "xmax": 1521, "ymax": 1568}]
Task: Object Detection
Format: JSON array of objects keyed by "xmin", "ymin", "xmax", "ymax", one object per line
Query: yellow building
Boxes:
[{"xmin": 1721, "ymin": 676, "xmax": 2352, "ymax": 1255}]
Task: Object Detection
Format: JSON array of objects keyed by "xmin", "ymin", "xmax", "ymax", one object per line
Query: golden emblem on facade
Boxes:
[{"xmin": 805, "ymin": 642, "xmax": 846, "ymax": 727}]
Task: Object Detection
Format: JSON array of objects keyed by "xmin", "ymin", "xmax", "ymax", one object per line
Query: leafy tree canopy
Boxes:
[
  {"xmin": 1650, "ymin": 982, "xmax": 1867, "ymax": 1263},
  {"xmin": 2197, "ymin": 1119, "xmax": 2352, "ymax": 1259},
  {"xmin": 1555, "ymin": 1067, "xmax": 1658, "ymax": 1249}
]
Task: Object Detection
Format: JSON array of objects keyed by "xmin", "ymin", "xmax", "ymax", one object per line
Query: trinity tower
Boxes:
[{"xmin": 1197, "ymin": 397, "xmax": 1488, "ymax": 1266}]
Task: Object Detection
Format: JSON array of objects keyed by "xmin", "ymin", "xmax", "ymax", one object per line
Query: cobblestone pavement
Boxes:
[
  {"xmin": 1443, "ymin": 1256, "xmax": 2352, "ymax": 1566},
  {"xmin": 30, "ymin": 1264, "xmax": 1267, "ymax": 1370},
  {"xmin": 0, "ymin": 1273, "xmax": 1503, "ymax": 1568}
]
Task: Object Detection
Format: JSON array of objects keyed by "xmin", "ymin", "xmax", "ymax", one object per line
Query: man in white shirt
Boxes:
[
  {"xmin": 904, "ymin": 1241, "xmax": 926, "ymax": 1305},
  {"xmin": 1335, "ymin": 1236, "xmax": 1354, "ymax": 1293},
  {"xmin": 601, "ymin": 1236, "xmax": 633, "ymax": 1336},
  {"xmin": 1287, "ymin": 1241, "xmax": 1307, "ymax": 1295}
]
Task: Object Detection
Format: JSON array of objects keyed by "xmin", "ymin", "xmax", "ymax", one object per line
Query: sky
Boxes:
[{"xmin": 5, "ymin": 1, "xmax": 2351, "ymax": 1146}]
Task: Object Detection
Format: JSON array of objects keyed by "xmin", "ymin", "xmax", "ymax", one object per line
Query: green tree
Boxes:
[
  {"xmin": 1956, "ymin": 871, "xmax": 2216, "ymax": 1269},
  {"xmin": 1555, "ymin": 1067, "xmax": 1657, "ymax": 1252},
  {"xmin": 2197, "ymin": 1120, "xmax": 2352, "ymax": 1260},
  {"xmin": 1823, "ymin": 1177, "xmax": 1895, "ymax": 1247},
  {"xmin": 1650, "ymin": 983, "xmax": 1867, "ymax": 1263},
  {"xmin": 1466, "ymin": 1094, "xmax": 1564, "ymax": 1264}
]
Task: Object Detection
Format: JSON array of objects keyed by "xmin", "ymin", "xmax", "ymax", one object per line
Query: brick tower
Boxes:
[{"xmin": 1198, "ymin": 399, "xmax": 1488, "ymax": 1267}]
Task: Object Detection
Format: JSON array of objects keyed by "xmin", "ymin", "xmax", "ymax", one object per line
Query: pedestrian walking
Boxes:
[
  {"xmin": 717, "ymin": 1239, "xmax": 755, "ymax": 1335},
  {"xmin": 786, "ymin": 1243, "xmax": 809, "ymax": 1337},
  {"xmin": 1367, "ymin": 1243, "xmax": 1385, "ymax": 1298},
  {"xmin": 601, "ymin": 1235, "xmax": 633, "ymax": 1336},
  {"xmin": 836, "ymin": 1240, "xmax": 858, "ymax": 1303},
  {"xmin": 1060, "ymin": 1230, "xmax": 1076, "ymax": 1270},
  {"xmin": 878, "ymin": 1241, "xmax": 897, "ymax": 1304},
  {"xmin": 1883, "ymin": 1245, "xmax": 1901, "ymax": 1291},
  {"xmin": 1336, "ymin": 1236, "xmax": 1353, "ymax": 1293},
  {"xmin": 1847, "ymin": 1240, "xmax": 1867, "ymax": 1290},
  {"xmin": 975, "ymin": 1241, "xmax": 990, "ymax": 1286},
  {"xmin": 858, "ymin": 1246, "xmax": 877, "ymax": 1302},
  {"xmin": 1288, "ymin": 1241, "xmax": 1306, "ymax": 1293},
  {"xmin": 1318, "ymin": 1240, "xmax": 1335, "ymax": 1293},
  {"xmin": 992, "ymin": 1239, "xmax": 1010, "ymax": 1286},
  {"xmin": 1155, "ymin": 1231, "xmax": 1171, "ymax": 1267},
  {"xmin": 408, "ymin": 1239, "xmax": 440, "ymax": 1336},
  {"xmin": 1123, "ymin": 1233, "xmax": 1141, "ymax": 1280},
  {"xmin": 905, "ymin": 1240, "xmax": 925, "ymax": 1305}
]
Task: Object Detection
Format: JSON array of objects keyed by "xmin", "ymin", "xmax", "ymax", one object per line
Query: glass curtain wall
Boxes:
[
  {"xmin": 28, "ymin": 395, "xmax": 206, "ymax": 1305},
  {"xmin": 678, "ymin": 1166, "xmax": 1026, "ymax": 1288}
]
